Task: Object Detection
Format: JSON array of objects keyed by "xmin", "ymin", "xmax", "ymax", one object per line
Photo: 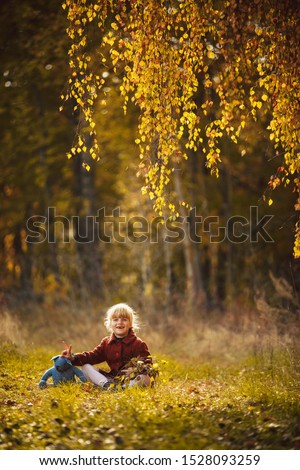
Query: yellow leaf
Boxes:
[
  {"xmin": 83, "ymin": 163, "xmax": 91, "ymax": 171},
  {"xmin": 262, "ymin": 94, "xmax": 268, "ymax": 101},
  {"xmin": 207, "ymin": 50, "xmax": 215, "ymax": 59},
  {"xmin": 268, "ymin": 198, "xmax": 273, "ymax": 206}
]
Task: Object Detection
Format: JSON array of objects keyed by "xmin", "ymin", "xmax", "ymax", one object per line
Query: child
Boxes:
[{"xmin": 61, "ymin": 303, "xmax": 151, "ymax": 389}]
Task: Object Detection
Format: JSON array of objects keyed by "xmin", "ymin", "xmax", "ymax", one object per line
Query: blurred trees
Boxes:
[
  {"xmin": 0, "ymin": 0, "xmax": 71, "ymax": 296},
  {"xmin": 0, "ymin": 0, "xmax": 107, "ymax": 302},
  {"xmin": 0, "ymin": 0, "xmax": 298, "ymax": 319}
]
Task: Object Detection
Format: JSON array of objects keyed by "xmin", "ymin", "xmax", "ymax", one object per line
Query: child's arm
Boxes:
[
  {"xmin": 70, "ymin": 339, "xmax": 107, "ymax": 366},
  {"xmin": 72, "ymin": 366, "xmax": 87, "ymax": 383},
  {"xmin": 39, "ymin": 368, "xmax": 53, "ymax": 388}
]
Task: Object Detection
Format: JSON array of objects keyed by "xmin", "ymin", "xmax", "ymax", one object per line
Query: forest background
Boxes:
[{"xmin": 0, "ymin": 0, "xmax": 299, "ymax": 363}]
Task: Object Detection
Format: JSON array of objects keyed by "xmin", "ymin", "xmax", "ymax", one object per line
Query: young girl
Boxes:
[{"xmin": 61, "ymin": 303, "xmax": 151, "ymax": 389}]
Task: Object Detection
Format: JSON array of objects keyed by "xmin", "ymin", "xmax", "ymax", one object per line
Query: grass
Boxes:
[{"xmin": 0, "ymin": 343, "xmax": 299, "ymax": 450}]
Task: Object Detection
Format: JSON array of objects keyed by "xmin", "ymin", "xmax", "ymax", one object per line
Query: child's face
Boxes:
[{"xmin": 111, "ymin": 316, "xmax": 131, "ymax": 338}]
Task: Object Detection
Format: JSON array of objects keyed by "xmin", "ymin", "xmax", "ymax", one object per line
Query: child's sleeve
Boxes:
[
  {"xmin": 39, "ymin": 368, "xmax": 53, "ymax": 388},
  {"xmin": 73, "ymin": 366, "xmax": 87, "ymax": 383},
  {"xmin": 136, "ymin": 340, "xmax": 152, "ymax": 363},
  {"xmin": 71, "ymin": 339, "xmax": 107, "ymax": 366}
]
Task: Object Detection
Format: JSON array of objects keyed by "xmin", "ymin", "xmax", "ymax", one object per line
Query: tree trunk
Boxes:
[
  {"xmin": 14, "ymin": 224, "xmax": 33, "ymax": 296},
  {"xmin": 72, "ymin": 145, "xmax": 103, "ymax": 299},
  {"xmin": 174, "ymin": 167, "xmax": 207, "ymax": 308},
  {"xmin": 32, "ymin": 86, "xmax": 60, "ymax": 280},
  {"xmin": 218, "ymin": 164, "xmax": 234, "ymax": 306}
]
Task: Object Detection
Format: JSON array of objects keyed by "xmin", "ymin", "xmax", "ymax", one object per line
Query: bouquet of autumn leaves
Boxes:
[{"xmin": 115, "ymin": 356, "xmax": 159, "ymax": 388}]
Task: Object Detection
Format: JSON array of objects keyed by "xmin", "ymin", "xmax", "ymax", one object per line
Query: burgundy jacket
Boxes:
[{"xmin": 71, "ymin": 329, "xmax": 151, "ymax": 377}]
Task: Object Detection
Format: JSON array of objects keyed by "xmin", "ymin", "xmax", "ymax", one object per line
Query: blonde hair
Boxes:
[{"xmin": 104, "ymin": 303, "xmax": 140, "ymax": 332}]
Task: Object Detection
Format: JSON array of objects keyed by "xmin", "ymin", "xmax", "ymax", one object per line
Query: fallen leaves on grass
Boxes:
[{"xmin": 0, "ymin": 345, "xmax": 299, "ymax": 449}]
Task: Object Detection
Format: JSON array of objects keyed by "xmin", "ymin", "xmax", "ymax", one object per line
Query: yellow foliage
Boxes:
[
  {"xmin": 61, "ymin": 0, "xmax": 300, "ymax": 255},
  {"xmin": 207, "ymin": 50, "xmax": 215, "ymax": 59}
]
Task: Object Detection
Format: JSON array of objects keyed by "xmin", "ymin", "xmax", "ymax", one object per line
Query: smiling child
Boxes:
[{"xmin": 61, "ymin": 303, "xmax": 151, "ymax": 389}]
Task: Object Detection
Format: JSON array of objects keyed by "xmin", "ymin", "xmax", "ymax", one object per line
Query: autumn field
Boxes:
[
  {"xmin": 0, "ymin": 312, "xmax": 299, "ymax": 451},
  {"xmin": 1, "ymin": 0, "xmax": 300, "ymax": 456}
]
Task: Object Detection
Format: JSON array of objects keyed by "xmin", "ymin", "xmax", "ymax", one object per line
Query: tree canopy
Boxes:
[
  {"xmin": 0, "ymin": 0, "xmax": 298, "ymax": 317},
  {"xmin": 62, "ymin": 0, "xmax": 300, "ymax": 256}
]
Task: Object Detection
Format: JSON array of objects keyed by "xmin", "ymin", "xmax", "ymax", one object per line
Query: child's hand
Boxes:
[{"xmin": 61, "ymin": 341, "xmax": 73, "ymax": 359}]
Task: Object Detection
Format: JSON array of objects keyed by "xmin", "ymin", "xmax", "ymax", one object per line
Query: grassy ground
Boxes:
[{"xmin": 0, "ymin": 343, "xmax": 299, "ymax": 450}]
